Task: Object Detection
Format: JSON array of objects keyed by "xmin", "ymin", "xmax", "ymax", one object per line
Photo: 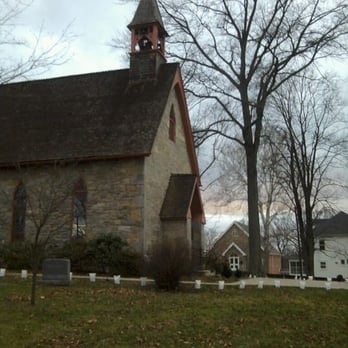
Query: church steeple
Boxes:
[{"xmin": 128, "ymin": 0, "xmax": 168, "ymax": 82}]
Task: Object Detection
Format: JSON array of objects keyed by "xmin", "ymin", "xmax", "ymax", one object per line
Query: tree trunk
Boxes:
[
  {"xmin": 303, "ymin": 224, "xmax": 315, "ymax": 276},
  {"xmin": 246, "ymin": 147, "xmax": 262, "ymax": 275},
  {"xmin": 30, "ymin": 270, "xmax": 37, "ymax": 306}
]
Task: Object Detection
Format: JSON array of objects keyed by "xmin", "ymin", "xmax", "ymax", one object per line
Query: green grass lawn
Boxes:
[{"xmin": 0, "ymin": 277, "xmax": 347, "ymax": 347}]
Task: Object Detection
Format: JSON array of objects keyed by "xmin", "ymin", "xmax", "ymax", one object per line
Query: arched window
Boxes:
[
  {"xmin": 72, "ymin": 178, "xmax": 87, "ymax": 238},
  {"xmin": 169, "ymin": 105, "xmax": 176, "ymax": 142},
  {"xmin": 12, "ymin": 182, "xmax": 26, "ymax": 241}
]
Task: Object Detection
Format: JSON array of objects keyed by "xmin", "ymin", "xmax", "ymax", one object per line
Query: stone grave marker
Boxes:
[
  {"xmin": 194, "ymin": 280, "xmax": 201, "ymax": 289},
  {"xmin": 89, "ymin": 273, "xmax": 96, "ymax": 282},
  {"xmin": 21, "ymin": 270, "xmax": 28, "ymax": 279},
  {"xmin": 239, "ymin": 280, "xmax": 246, "ymax": 289},
  {"xmin": 42, "ymin": 258, "xmax": 71, "ymax": 286},
  {"xmin": 218, "ymin": 280, "xmax": 224, "ymax": 290}
]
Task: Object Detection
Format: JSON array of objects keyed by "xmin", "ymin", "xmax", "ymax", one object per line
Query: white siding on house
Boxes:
[{"xmin": 314, "ymin": 236, "xmax": 348, "ymax": 279}]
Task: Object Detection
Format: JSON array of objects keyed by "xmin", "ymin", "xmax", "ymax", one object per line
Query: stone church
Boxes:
[{"xmin": 0, "ymin": 0, "xmax": 205, "ymax": 268}]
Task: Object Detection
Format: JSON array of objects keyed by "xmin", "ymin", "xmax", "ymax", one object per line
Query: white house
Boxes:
[{"xmin": 313, "ymin": 211, "xmax": 348, "ymax": 279}]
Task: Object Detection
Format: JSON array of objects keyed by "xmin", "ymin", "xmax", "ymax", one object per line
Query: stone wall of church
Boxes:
[
  {"xmin": 0, "ymin": 166, "xmax": 74, "ymax": 245},
  {"xmin": 0, "ymin": 158, "xmax": 145, "ymax": 252},
  {"xmin": 0, "ymin": 169, "xmax": 23, "ymax": 243},
  {"xmin": 144, "ymin": 84, "xmax": 192, "ymax": 253},
  {"xmin": 84, "ymin": 159, "xmax": 145, "ymax": 252}
]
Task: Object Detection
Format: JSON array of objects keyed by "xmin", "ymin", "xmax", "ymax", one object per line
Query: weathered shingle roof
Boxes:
[
  {"xmin": 0, "ymin": 63, "xmax": 179, "ymax": 166},
  {"xmin": 128, "ymin": 0, "xmax": 166, "ymax": 31},
  {"xmin": 314, "ymin": 211, "xmax": 348, "ymax": 237},
  {"xmin": 160, "ymin": 174, "xmax": 197, "ymax": 219}
]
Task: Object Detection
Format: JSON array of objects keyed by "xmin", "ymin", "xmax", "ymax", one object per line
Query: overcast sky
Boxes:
[
  {"xmin": 11, "ymin": 0, "xmax": 136, "ymax": 78},
  {"xmin": 9, "ymin": 0, "xmax": 348, "ymax": 82}
]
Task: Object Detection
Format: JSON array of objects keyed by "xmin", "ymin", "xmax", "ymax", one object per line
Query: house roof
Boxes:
[
  {"xmin": 160, "ymin": 174, "xmax": 199, "ymax": 219},
  {"xmin": 222, "ymin": 242, "xmax": 247, "ymax": 257},
  {"xmin": 0, "ymin": 63, "xmax": 179, "ymax": 166},
  {"xmin": 128, "ymin": 0, "xmax": 167, "ymax": 34},
  {"xmin": 314, "ymin": 211, "xmax": 348, "ymax": 238},
  {"xmin": 212, "ymin": 220, "xmax": 277, "ymax": 254},
  {"xmin": 225, "ymin": 221, "xmax": 249, "ymax": 237}
]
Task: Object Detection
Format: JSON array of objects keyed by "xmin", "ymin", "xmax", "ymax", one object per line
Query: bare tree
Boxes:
[
  {"xmin": 156, "ymin": 0, "xmax": 348, "ymax": 275},
  {"xmin": 270, "ymin": 211, "xmax": 299, "ymax": 255},
  {"xmin": 271, "ymin": 72, "xmax": 347, "ymax": 276},
  {"xmin": 0, "ymin": 0, "xmax": 73, "ymax": 84},
  {"xmin": 0, "ymin": 166, "xmax": 74, "ymax": 305}
]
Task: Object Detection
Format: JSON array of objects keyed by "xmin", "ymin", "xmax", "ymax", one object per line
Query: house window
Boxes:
[
  {"xmin": 289, "ymin": 260, "xmax": 304, "ymax": 275},
  {"xmin": 169, "ymin": 105, "xmax": 176, "ymax": 142},
  {"xmin": 341, "ymin": 260, "xmax": 345, "ymax": 265},
  {"xmin": 72, "ymin": 178, "xmax": 87, "ymax": 238},
  {"xmin": 320, "ymin": 262, "xmax": 326, "ymax": 269},
  {"xmin": 229, "ymin": 256, "xmax": 239, "ymax": 271},
  {"xmin": 319, "ymin": 240, "xmax": 325, "ymax": 251},
  {"xmin": 12, "ymin": 183, "xmax": 27, "ymax": 241}
]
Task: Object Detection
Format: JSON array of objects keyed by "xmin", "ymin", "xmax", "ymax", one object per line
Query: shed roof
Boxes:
[{"xmin": 0, "ymin": 63, "xmax": 179, "ymax": 166}]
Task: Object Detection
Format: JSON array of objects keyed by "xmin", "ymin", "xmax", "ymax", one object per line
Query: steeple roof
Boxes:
[{"xmin": 128, "ymin": 0, "xmax": 166, "ymax": 32}]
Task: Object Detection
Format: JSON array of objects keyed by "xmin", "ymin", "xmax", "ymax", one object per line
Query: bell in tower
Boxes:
[{"xmin": 127, "ymin": 0, "xmax": 168, "ymax": 82}]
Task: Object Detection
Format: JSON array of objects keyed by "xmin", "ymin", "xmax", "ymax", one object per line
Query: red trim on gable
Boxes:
[
  {"xmin": 171, "ymin": 69, "xmax": 201, "ymax": 185},
  {"xmin": 191, "ymin": 180, "xmax": 206, "ymax": 224},
  {"xmin": 182, "ymin": 176, "xmax": 205, "ymax": 223}
]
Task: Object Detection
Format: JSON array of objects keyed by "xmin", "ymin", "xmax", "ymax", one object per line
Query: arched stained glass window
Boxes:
[
  {"xmin": 72, "ymin": 177, "xmax": 87, "ymax": 238},
  {"xmin": 12, "ymin": 182, "xmax": 26, "ymax": 241}
]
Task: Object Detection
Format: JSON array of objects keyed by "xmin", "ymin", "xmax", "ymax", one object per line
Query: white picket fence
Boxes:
[{"xmin": 0, "ymin": 269, "xmax": 347, "ymax": 290}]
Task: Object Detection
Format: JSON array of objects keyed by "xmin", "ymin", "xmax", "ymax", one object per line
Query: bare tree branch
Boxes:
[{"xmin": 0, "ymin": 0, "xmax": 74, "ymax": 84}]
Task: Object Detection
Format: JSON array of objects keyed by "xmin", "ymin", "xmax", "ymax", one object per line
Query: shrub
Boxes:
[
  {"xmin": 86, "ymin": 234, "xmax": 126, "ymax": 274},
  {"xmin": 204, "ymin": 251, "xmax": 223, "ymax": 274},
  {"xmin": 85, "ymin": 234, "xmax": 141, "ymax": 276},
  {"xmin": 0, "ymin": 241, "xmax": 32, "ymax": 270},
  {"xmin": 147, "ymin": 238, "xmax": 191, "ymax": 290},
  {"xmin": 336, "ymin": 274, "xmax": 345, "ymax": 282},
  {"xmin": 1, "ymin": 234, "xmax": 141, "ymax": 276},
  {"xmin": 55, "ymin": 234, "xmax": 141, "ymax": 276},
  {"xmin": 221, "ymin": 262, "xmax": 233, "ymax": 278},
  {"xmin": 54, "ymin": 238, "xmax": 90, "ymax": 273},
  {"xmin": 234, "ymin": 268, "xmax": 242, "ymax": 278},
  {"xmin": 116, "ymin": 247, "xmax": 141, "ymax": 276}
]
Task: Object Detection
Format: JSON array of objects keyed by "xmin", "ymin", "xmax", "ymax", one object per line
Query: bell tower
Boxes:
[{"xmin": 128, "ymin": 0, "xmax": 168, "ymax": 82}]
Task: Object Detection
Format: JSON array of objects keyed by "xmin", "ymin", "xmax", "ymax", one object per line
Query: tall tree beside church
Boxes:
[
  {"xmin": 0, "ymin": 0, "xmax": 72, "ymax": 83},
  {"xmin": 156, "ymin": 0, "xmax": 348, "ymax": 274}
]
